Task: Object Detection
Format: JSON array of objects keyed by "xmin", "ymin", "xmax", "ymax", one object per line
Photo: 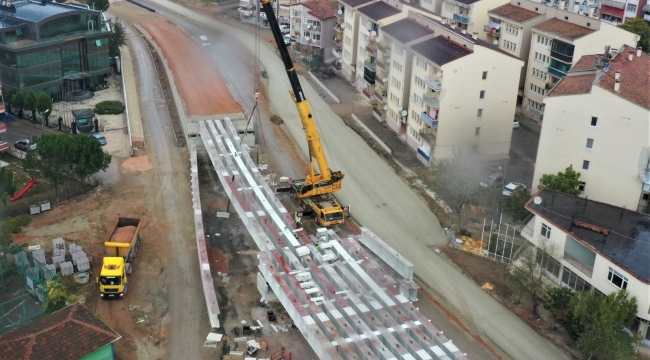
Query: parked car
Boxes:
[
  {"xmin": 0, "ymin": 113, "xmax": 15, "ymax": 122},
  {"xmin": 283, "ymin": 34, "xmax": 292, "ymax": 45},
  {"xmin": 503, "ymin": 182, "xmax": 527, "ymax": 196},
  {"xmin": 480, "ymin": 172, "xmax": 503, "ymax": 188},
  {"xmin": 513, "ymin": 119, "xmax": 520, "ymax": 128},
  {"xmin": 14, "ymin": 139, "xmax": 36, "ymax": 152},
  {"xmin": 91, "ymin": 133, "xmax": 107, "ymax": 146}
]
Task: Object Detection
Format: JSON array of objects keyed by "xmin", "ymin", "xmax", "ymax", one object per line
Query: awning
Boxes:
[{"xmin": 600, "ymin": 5, "xmax": 624, "ymax": 17}]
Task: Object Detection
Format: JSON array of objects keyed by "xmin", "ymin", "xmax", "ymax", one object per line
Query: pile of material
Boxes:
[
  {"xmin": 459, "ymin": 235, "xmax": 486, "ymax": 255},
  {"xmin": 110, "ymin": 226, "xmax": 137, "ymax": 243}
]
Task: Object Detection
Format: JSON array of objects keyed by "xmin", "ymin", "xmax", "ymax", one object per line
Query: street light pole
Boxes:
[{"xmin": 496, "ymin": 162, "xmax": 506, "ymax": 225}]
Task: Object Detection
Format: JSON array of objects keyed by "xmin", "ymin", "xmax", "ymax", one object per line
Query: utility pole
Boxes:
[{"xmin": 496, "ymin": 162, "xmax": 506, "ymax": 225}]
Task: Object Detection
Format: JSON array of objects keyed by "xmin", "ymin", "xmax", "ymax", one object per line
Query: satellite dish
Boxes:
[
  {"xmin": 493, "ymin": 40, "xmax": 498, "ymax": 45},
  {"xmin": 339, "ymin": 58, "xmax": 342, "ymax": 63},
  {"xmin": 436, "ymin": 72, "xmax": 442, "ymax": 78},
  {"xmin": 371, "ymin": 30, "xmax": 377, "ymax": 36},
  {"xmin": 401, "ymin": 109, "xmax": 407, "ymax": 117},
  {"xmin": 534, "ymin": 197, "xmax": 542, "ymax": 204},
  {"xmin": 397, "ymin": 105, "xmax": 403, "ymax": 111},
  {"xmin": 383, "ymin": 105, "xmax": 388, "ymax": 110},
  {"xmin": 337, "ymin": 9, "xmax": 342, "ymax": 14},
  {"xmin": 376, "ymin": 38, "xmax": 381, "ymax": 43},
  {"xmin": 382, "ymin": 77, "xmax": 387, "ymax": 82}
]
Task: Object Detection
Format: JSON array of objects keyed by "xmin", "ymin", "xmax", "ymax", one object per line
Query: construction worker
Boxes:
[{"xmin": 295, "ymin": 214, "xmax": 302, "ymax": 228}]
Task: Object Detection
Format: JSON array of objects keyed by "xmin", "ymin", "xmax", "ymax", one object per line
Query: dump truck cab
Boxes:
[{"xmin": 98, "ymin": 257, "xmax": 127, "ymax": 299}]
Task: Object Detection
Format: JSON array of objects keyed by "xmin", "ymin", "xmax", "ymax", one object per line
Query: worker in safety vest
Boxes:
[{"xmin": 295, "ymin": 214, "xmax": 302, "ymax": 228}]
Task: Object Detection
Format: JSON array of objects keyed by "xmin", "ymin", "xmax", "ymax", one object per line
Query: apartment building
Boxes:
[
  {"xmin": 337, "ymin": 0, "xmax": 375, "ymax": 82},
  {"xmin": 532, "ymin": 46, "xmax": 650, "ymax": 210},
  {"xmin": 354, "ymin": 2, "xmax": 402, "ymax": 97},
  {"xmin": 600, "ymin": 0, "xmax": 647, "ymax": 25},
  {"xmin": 240, "ymin": 0, "xmax": 279, "ymax": 25},
  {"xmin": 439, "ymin": 0, "xmax": 510, "ymax": 40},
  {"xmin": 407, "ymin": 16, "xmax": 523, "ymax": 163},
  {"xmin": 289, "ymin": 0, "xmax": 338, "ymax": 60},
  {"xmin": 644, "ymin": 3, "xmax": 650, "ymax": 20},
  {"xmin": 377, "ymin": 18, "xmax": 435, "ymax": 137},
  {"xmin": 521, "ymin": 189, "xmax": 650, "ymax": 353},
  {"xmin": 522, "ymin": 16, "xmax": 638, "ymax": 121}
]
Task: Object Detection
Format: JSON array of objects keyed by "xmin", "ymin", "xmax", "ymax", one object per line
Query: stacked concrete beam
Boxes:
[
  {"xmin": 190, "ymin": 144, "xmax": 220, "ymax": 331},
  {"xmin": 200, "ymin": 119, "xmax": 468, "ymax": 360}
]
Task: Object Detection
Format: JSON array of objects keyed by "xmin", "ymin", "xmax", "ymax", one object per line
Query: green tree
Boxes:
[
  {"xmin": 70, "ymin": 135, "xmax": 111, "ymax": 182},
  {"xmin": 24, "ymin": 90, "xmax": 37, "ymax": 122},
  {"xmin": 537, "ymin": 165, "xmax": 582, "ymax": 196},
  {"xmin": 544, "ymin": 287, "xmax": 581, "ymax": 338},
  {"xmin": 36, "ymin": 92, "xmax": 52, "ymax": 115},
  {"xmin": 503, "ymin": 188, "xmax": 530, "ymax": 222},
  {"xmin": 427, "ymin": 152, "xmax": 484, "ymax": 233},
  {"xmin": 108, "ymin": 19, "xmax": 127, "ymax": 57},
  {"xmin": 510, "ymin": 238, "xmax": 557, "ymax": 316},
  {"xmin": 572, "ymin": 290, "xmax": 641, "ymax": 360},
  {"xmin": 0, "ymin": 167, "xmax": 17, "ymax": 206},
  {"xmin": 86, "ymin": 0, "xmax": 109, "ymax": 12},
  {"xmin": 619, "ymin": 18, "xmax": 650, "ymax": 51},
  {"xmin": 45, "ymin": 278, "xmax": 78, "ymax": 314},
  {"xmin": 23, "ymin": 134, "xmax": 71, "ymax": 194},
  {"xmin": 10, "ymin": 92, "xmax": 24, "ymax": 116}
]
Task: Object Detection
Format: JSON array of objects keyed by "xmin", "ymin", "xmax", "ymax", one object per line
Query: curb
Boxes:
[
  {"xmin": 350, "ymin": 113, "xmax": 392, "ymax": 155},
  {"xmin": 307, "ymin": 71, "xmax": 340, "ymax": 103}
]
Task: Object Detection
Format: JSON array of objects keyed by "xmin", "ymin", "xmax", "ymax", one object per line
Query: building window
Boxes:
[
  {"xmin": 627, "ymin": 4, "xmax": 636, "ymax": 12},
  {"xmin": 541, "ymin": 223, "xmax": 551, "ymax": 239},
  {"xmin": 345, "ymin": 36, "xmax": 351, "ymax": 46},
  {"xmin": 414, "ymin": 76, "xmax": 425, "ymax": 88},
  {"xmin": 392, "ymin": 60, "xmax": 403, "ymax": 72},
  {"xmin": 479, "ymin": 90, "xmax": 485, "ymax": 99},
  {"xmin": 394, "ymin": 44, "xmax": 404, "ymax": 56},
  {"xmin": 578, "ymin": 182, "xmax": 586, "ymax": 191},
  {"xmin": 528, "ymin": 99, "xmax": 544, "ymax": 112},
  {"xmin": 534, "ymin": 52, "xmax": 549, "ymax": 64},
  {"xmin": 607, "ymin": 268, "xmax": 628, "ymax": 289},
  {"xmin": 344, "ymin": 50, "xmax": 350, "ymax": 59},
  {"xmin": 413, "ymin": 94, "xmax": 422, "ymax": 106},
  {"xmin": 530, "ymin": 83, "xmax": 545, "ymax": 96},
  {"xmin": 477, "ymin": 109, "xmax": 483, "ymax": 118},
  {"xmin": 536, "ymin": 251, "xmax": 561, "ymax": 278},
  {"xmin": 590, "ymin": 116, "xmax": 598, "ymax": 127},
  {"xmin": 586, "ymin": 138, "xmax": 593, "ymax": 149},
  {"xmin": 475, "ymin": 127, "xmax": 481, "ymax": 136},
  {"xmin": 562, "ymin": 267, "xmax": 592, "ymax": 292},
  {"xmin": 416, "ymin": 57, "xmax": 427, "ymax": 69},
  {"xmin": 531, "ymin": 68, "xmax": 548, "ymax": 81},
  {"xmin": 482, "ymin": 71, "xmax": 488, "ymax": 80},
  {"xmin": 390, "ymin": 77, "xmax": 402, "ymax": 89},
  {"xmin": 346, "ymin": 23, "xmax": 352, "ymax": 31},
  {"xmin": 582, "ymin": 160, "xmax": 590, "ymax": 170},
  {"xmin": 390, "ymin": 92, "xmax": 399, "ymax": 105}
]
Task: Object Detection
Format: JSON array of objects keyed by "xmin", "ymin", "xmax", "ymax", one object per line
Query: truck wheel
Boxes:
[{"xmin": 123, "ymin": 284, "xmax": 128, "ymax": 296}]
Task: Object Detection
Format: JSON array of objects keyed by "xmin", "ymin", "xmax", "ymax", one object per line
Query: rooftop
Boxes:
[
  {"xmin": 0, "ymin": 303, "xmax": 121, "ymax": 360},
  {"xmin": 357, "ymin": 1, "xmax": 400, "ymax": 21},
  {"xmin": 9, "ymin": 1, "xmax": 94, "ymax": 23},
  {"xmin": 448, "ymin": 0, "xmax": 481, "ymax": 5},
  {"xmin": 547, "ymin": 74, "xmax": 595, "ymax": 97},
  {"xmin": 381, "ymin": 18, "xmax": 434, "ymax": 44},
  {"xmin": 597, "ymin": 46, "xmax": 650, "ymax": 110},
  {"xmin": 411, "ymin": 36, "xmax": 472, "ymax": 66},
  {"xmin": 302, "ymin": 0, "xmax": 338, "ymax": 19},
  {"xmin": 533, "ymin": 18, "xmax": 595, "ymax": 41},
  {"xmin": 527, "ymin": 189, "xmax": 650, "ymax": 283},
  {"xmin": 488, "ymin": 3, "xmax": 542, "ymax": 23},
  {"xmin": 549, "ymin": 46, "xmax": 650, "ymax": 110},
  {"xmin": 338, "ymin": 0, "xmax": 373, "ymax": 8}
]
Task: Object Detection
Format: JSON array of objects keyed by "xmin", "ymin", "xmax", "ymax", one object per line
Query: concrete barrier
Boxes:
[
  {"xmin": 350, "ymin": 114, "xmax": 392, "ymax": 155},
  {"xmin": 307, "ymin": 71, "xmax": 340, "ymax": 103}
]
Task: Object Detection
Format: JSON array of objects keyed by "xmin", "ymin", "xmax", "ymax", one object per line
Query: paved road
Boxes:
[
  {"xmin": 109, "ymin": 12, "xmax": 208, "ymax": 359},
  {"xmin": 142, "ymin": 1, "xmax": 568, "ymax": 359},
  {"xmin": 508, "ymin": 126, "xmax": 540, "ymax": 189}
]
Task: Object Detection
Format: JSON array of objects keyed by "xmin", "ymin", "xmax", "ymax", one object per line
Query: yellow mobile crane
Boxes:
[{"xmin": 260, "ymin": 0, "xmax": 345, "ymax": 227}]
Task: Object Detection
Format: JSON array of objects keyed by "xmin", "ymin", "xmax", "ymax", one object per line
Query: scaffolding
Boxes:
[{"xmin": 0, "ymin": 248, "xmax": 57, "ymax": 333}]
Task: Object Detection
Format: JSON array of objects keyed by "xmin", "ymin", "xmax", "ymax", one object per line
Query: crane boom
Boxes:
[{"xmin": 259, "ymin": 0, "xmax": 343, "ymax": 193}]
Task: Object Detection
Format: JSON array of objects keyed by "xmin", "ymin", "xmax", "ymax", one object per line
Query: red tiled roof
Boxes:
[
  {"xmin": 571, "ymin": 54, "xmax": 598, "ymax": 72},
  {"xmin": 302, "ymin": 0, "xmax": 338, "ymax": 20},
  {"xmin": 534, "ymin": 18, "xmax": 595, "ymax": 40},
  {"xmin": 547, "ymin": 74, "xmax": 595, "ymax": 97},
  {"xmin": 0, "ymin": 303, "xmax": 121, "ymax": 360},
  {"xmin": 488, "ymin": 4, "xmax": 542, "ymax": 23},
  {"xmin": 597, "ymin": 46, "xmax": 650, "ymax": 110}
]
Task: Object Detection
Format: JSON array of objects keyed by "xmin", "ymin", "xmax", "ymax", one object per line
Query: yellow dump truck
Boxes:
[{"xmin": 97, "ymin": 217, "xmax": 141, "ymax": 299}]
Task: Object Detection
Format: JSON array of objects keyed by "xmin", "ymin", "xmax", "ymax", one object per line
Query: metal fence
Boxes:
[
  {"xmin": 0, "ymin": 249, "xmax": 57, "ymax": 333},
  {"xmin": 0, "ymin": 182, "xmax": 98, "ymax": 219},
  {"xmin": 480, "ymin": 217, "xmax": 529, "ymax": 264}
]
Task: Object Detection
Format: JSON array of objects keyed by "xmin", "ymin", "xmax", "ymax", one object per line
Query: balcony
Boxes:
[
  {"xmin": 365, "ymin": 41, "xmax": 377, "ymax": 55},
  {"xmin": 645, "ymin": 13, "xmax": 650, "ymax": 21},
  {"xmin": 335, "ymin": 9, "xmax": 344, "ymax": 19},
  {"xmin": 548, "ymin": 66, "xmax": 566, "ymax": 78},
  {"xmin": 332, "ymin": 47, "xmax": 342, "ymax": 59},
  {"xmin": 334, "ymin": 23, "xmax": 343, "ymax": 32},
  {"xmin": 563, "ymin": 252, "xmax": 594, "ymax": 277},
  {"xmin": 550, "ymin": 50, "xmax": 573, "ymax": 63},
  {"xmin": 372, "ymin": 107, "xmax": 386, "ymax": 121},
  {"xmin": 421, "ymin": 111, "xmax": 438, "ymax": 127},
  {"xmin": 423, "ymin": 94, "xmax": 440, "ymax": 110},
  {"xmin": 292, "ymin": 17, "xmax": 302, "ymax": 23},
  {"xmin": 363, "ymin": 66, "xmax": 376, "ymax": 85},
  {"xmin": 424, "ymin": 77, "xmax": 442, "ymax": 91},
  {"xmin": 483, "ymin": 25, "xmax": 500, "ymax": 37},
  {"xmin": 309, "ymin": 25, "xmax": 321, "ymax": 32},
  {"xmin": 453, "ymin": 14, "xmax": 470, "ymax": 24},
  {"xmin": 364, "ymin": 61, "xmax": 376, "ymax": 72}
]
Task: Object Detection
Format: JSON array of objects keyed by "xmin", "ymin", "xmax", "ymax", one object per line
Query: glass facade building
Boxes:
[{"xmin": 0, "ymin": 1, "xmax": 110, "ymax": 99}]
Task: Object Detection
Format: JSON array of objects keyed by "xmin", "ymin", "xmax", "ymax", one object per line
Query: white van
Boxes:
[
  {"xmin": 199, "ymin": 35, "xmax": 210, "ymax": 47},
  {"xmin": 279, "ymin": 25, "xmax": 290, "ymax": 34}
]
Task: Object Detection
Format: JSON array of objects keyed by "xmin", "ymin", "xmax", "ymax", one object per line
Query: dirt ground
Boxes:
[{"xmin": 139, "ymin": 20, "xmax": 242, "ymax": 116}]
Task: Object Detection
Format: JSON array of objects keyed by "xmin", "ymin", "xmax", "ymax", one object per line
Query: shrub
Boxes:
[{"xmin": 94, "ymin": 100, "xmax": 124, "ymax": 115}]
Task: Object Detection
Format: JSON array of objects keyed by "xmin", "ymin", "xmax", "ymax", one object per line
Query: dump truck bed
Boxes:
[{"xmin": 104, "ymin": 217, "xmax": 141, "ymax": 257}]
